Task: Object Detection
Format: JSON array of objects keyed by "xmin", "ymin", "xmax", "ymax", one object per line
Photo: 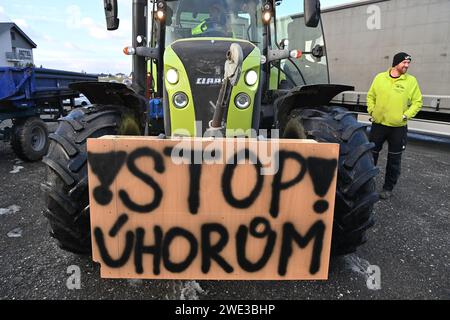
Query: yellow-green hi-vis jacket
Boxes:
[{"xmin": 367, "ymin": 69, "xmax": 423, "ymax": 127}]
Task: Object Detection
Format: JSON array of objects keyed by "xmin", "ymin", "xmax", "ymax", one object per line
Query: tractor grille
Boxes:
[{"xmin": 171, "ymin": 39, "xmax": 255, "ymax": 134}]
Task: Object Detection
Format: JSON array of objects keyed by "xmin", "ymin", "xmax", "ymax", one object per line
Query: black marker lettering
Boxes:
[
  {"xmin": 222, "ymin": 149, "xmax": 264, "ymax": 209},
  {"xmin": 94, "ymin": 227, "xmax": 134, "ymax": 268},
  {"xmin": 201, "ymin": 223, "xmax": 233, "ymax": 273},
  {"xmin": 236, "ymin": 217, "xmax": 276, "ymax": 272},
  {"xmin": 307, "ymin": 157, "xmax": 337, "ymax": 214},
  {"xmin": 109, "ymin": 213, "xmax": 129, "ymax": 237},
  {"xmin": 278, "ymin": 221, "xmax": 325, "ymax": 276},
  {"xmin": 134, "ymin": 226, "xmax": 163, "ymax": 275},
  {"xmin": 270, "ymin": 151, "xmax": 307, "ymax": 218},
  {"xmin": 163, "ymin": 227, "xmax": 198, "ymax": 273},
  {"xmin": 164, "ymin": 147, "xmax": 208, "ymax": 215},
  {"xmin": 88, "ymin": 151, "xmax": 127, "ymax": 206},
  {"xmin": 119, "ymin": 147, "xmax": 165, "ymax": 213},
  {"xmin": 307, "ymin": 158, "xmax": 338, "ymax": 197}
]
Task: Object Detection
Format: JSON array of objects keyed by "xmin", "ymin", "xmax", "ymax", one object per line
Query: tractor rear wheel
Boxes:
[
  {"xmin": 41, "ymin": 105, "xmax": 142, "ymax": 254},
  {"xmin": 282, "ymin": 106, "xmax": 379, "ymax": 255}
]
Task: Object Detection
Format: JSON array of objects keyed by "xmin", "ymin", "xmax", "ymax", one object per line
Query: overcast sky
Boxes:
[{"xmin": 0, "ymin": 0, "xmax": 351, "ymax": 74}]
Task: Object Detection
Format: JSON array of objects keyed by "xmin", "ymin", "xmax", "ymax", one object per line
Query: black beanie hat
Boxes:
[{"xmin": 392, "ymin": 52, "xmax": 412, "ymax": 67}]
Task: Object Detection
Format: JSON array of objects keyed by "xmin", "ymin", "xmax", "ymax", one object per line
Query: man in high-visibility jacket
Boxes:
[{"xmin": 367, "ymin": 52, "xmax": 423, "ymax": 199}]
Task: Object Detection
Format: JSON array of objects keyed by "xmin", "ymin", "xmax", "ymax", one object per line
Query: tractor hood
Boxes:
[{"xmin": 168, "ymin": 39, "xmax": 257, "ymax": 133}]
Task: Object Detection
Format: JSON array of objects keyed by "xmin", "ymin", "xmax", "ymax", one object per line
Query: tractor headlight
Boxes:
[
  {"xmin": 235, "ymin": 93, "xmax": 251, "ymax": 109},
  {"xmin": 173, "ymin": 92, "xmax": 188, "ymax": 108},
  {"xmin": 166, "ymin": 69, "xmax": 179, "ymax": 85},
  {"xmin": 245, "ymin": 70, "xmax": 258, "ymax": 86}
]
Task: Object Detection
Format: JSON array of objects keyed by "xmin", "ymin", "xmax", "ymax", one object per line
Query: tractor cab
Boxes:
[{"xmin": 144, "ymin": 0, "xmax": 329, "ymax": 136}]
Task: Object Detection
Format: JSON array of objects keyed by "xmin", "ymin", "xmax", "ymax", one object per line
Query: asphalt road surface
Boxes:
[{"xmin": 0, "ymin": 131, "xmax": 449, "ymax": 300}]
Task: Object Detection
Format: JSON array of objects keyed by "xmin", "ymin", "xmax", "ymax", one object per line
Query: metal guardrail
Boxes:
[{"xmin": 332, "ymin": 91, "xmax": 450, "ymax": 113}]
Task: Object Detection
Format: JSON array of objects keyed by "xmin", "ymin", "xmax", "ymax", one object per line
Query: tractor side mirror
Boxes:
[
  {"xmin": 304, "ymin": 0, "xmax": 321, "ymax": 28},
  {"xmin": 104, "ymin": 0, "xmax": 120, "ymax": 30}
]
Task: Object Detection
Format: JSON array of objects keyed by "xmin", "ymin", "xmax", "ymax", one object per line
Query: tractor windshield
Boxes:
[
  {"xmin": 161, "ymin": 0, "xmax": 329, "ymax": 85},
  {"xmin": 165, "ymin": 0, "xmax": 264, "ymax": 48}
]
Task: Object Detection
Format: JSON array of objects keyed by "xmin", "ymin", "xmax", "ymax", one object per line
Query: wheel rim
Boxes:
[{"xmin": 31, "ymin": 126, "xmax": 46, "ymax": 151}]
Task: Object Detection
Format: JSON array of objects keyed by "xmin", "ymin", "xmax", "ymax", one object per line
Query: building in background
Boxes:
[
  {"xmin": 0, "ymin": 22, "xmax": 37, "ymax": 67},
  {"xmin": 322, "ymin": 0, "xmax": 449, "ymax": 97}
]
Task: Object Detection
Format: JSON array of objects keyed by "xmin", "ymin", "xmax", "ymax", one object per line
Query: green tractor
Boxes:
[{"xmin": 42, "ymin": 0, "xmax": 378, "ymax": 256}]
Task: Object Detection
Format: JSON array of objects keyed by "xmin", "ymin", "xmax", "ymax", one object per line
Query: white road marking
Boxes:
[
  {"xmin": 180, "ymin": 280, "xmax": 206, "ymax": 300},
  {"xmin": 7, "ymin": 228, "xmax": 23, "ymax": 238},
  {"xmin": 10, "ymin": 165, "xmax": 24, "ymax": 174},
  {"xmin": 343, "ymin": 254, "xmax": 372, "ymax": 279},
  {"xmin": 0, "ymin": 205, "xmax": 21, "ymax": 216}
]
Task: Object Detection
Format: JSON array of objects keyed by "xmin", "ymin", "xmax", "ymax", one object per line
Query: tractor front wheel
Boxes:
[
  {"xmin": 41, "ymin": 105, "xmax": 141, "ymax": 254},
  {"xmin": 282, "ymin": 106, "xmax": 379, "ymax": 255}
]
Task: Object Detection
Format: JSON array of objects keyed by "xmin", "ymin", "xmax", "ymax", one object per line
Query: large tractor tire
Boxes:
[
  {"xmin": 11, "ymin": 117, "xmax": 49, "ymax": 162},
  {"xmin": 41, "ymin": 105, "xmax": 142, "ymax": 254},
  {"xmin": 282, "ymin": 106, "xmax": 379, "ymax": 256}
]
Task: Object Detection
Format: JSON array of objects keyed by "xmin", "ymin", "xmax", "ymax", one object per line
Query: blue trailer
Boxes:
[{"xmin": 0, "ymin": 67, "xmax": 97, "ymax": 161}]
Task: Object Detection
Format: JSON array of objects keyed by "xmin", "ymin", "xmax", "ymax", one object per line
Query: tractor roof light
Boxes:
[
  {"xmin": 156, "ymin": 1, "xmax": 166, "ymax": 22},
  {"xmin": 262, "ymin": 2, "xmax": 273, "ymax": 25},
  {"xmin": 156, "ymin": 9, "xmax": 165, "ymax": 21}
]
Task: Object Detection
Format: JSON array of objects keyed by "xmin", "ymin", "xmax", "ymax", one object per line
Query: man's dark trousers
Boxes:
[{"xmin": 369, "ymin": 123, "xmax": 408, "ymax": 192}]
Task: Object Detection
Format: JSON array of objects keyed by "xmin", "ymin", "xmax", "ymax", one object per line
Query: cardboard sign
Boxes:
[{"xmin": 87, "ymin": 136, "xmax": 339, "ymax": 280}]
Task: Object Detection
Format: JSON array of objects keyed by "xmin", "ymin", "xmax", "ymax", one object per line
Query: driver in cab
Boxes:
[{"xmin": 191, "ymin": 1, "xmax": 232, "ymax": 37}]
